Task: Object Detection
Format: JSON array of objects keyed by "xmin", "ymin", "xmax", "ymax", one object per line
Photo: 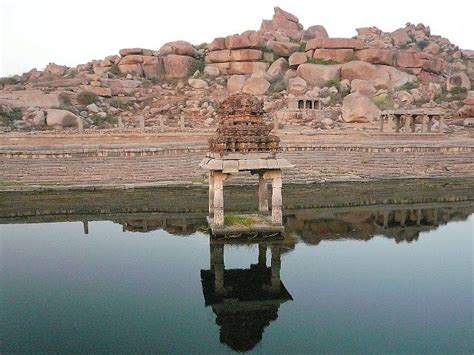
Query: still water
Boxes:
[{"xmin": 1, "ymin": 181, "xmax": 473, "ymax": 353}]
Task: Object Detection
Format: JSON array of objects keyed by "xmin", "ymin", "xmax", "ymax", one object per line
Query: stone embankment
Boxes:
[{"xmin": 0, "ymin": 132, "xmax": 472, "ymax": 190}]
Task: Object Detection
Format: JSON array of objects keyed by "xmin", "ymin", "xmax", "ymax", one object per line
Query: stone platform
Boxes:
[{"xmin": 207, "ymin": 215, "xmax": 284, "ymax": 239}]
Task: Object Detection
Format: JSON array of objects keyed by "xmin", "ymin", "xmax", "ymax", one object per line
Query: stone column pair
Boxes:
[
  {"xmin": 209, "ymin": 243, "xmax": 282, "ymax": 295},
  {"xmin": 210, "ymin": 169, "xmax": 283, "ymax": 227}
]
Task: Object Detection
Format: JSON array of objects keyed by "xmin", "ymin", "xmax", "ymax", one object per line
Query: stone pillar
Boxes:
[
  {"xmin": 410, "ymin": 115, "xmax": 416, "ymax": 133},
  {"xmin": 159, "ymin": 115, "xmax": 165, "ymax": 133},
  {"xmin": 273, "ymin": 115, "xmax": 279, "ymax": 134},
  {"xmin": 416, "ymin": 209, "xmax": 422, "ymax": 226},
  {"xmin": 400, "ymin": 209, "xmax": 406, "ymax": 227},
  {"xmin": 78, "ymin": 117, "xmax": 84, "ymax": 132},
  {"xmin": 258, "ymin": 244, "xmax": 267, "ymax": 267},
  {"xmin": 270, "ymin": 245, "xmax": 281, "ymax": 292},
  {"xmin": 421, "ymin": 115, "xmax": 428, "ymax": 133},
  {"xmin": 139, "ymin": 115, "xmax": 145, "ymax": 132},
  {"xmin": 83, "ymin": 220, "xmax": 89, "ymax": 234},
  {"xmin": 438, "ymin": 116, "xmax": 444, "ymax": 133},
  {"xmin": 258, "ymin": 173, "xmax": 269, "ymax": 213},
  {"xmin": 209, "ymin": 172, "xmax": 214, "ymax": 217},
  {"xmin": 427, "ymin": 116, "xmax": 432, "ymax": 132},
  {"xmin": 395, "ymin": 115, "xmax": 400, "ymax": 133},
  {"xmin": 403, "ymin": 115, "xmax": 411, "ymax": 132},
  {"xmin": 264, "ymin": 170, "xmax": 283, "ymax": 226},
  {"xmin": 210, "ymin": 242, "xmax": 220, "ymax": 271},
  {"xmin": 212, "ymin": 244, "xmax": 225, "ymax": 295},
  {"xmin": 180, "ymin": 115, "xmax": 185, "ymax": 130},
  {"xmin": 213, "ymin": 171, "xmax": 226, "ymax": 227},
  {"xmin": 379, "ymin": 114, "xmax": 384, "ymax": 132},
  {"xmin": 383, "ymin": 210, "xmax": 389, "ymax": 229},
  {"xmin": 118, "ymin": 116, "xmax": 124, "ymax": 130}
]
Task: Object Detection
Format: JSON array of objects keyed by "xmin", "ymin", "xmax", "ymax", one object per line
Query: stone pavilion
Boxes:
[{"xmin": 200, "ymin": 94, "xmax": 293, "ymax": 237}]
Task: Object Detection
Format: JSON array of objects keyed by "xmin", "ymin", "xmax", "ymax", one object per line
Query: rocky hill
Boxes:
[{"xmin": 0, "ymin": 7, "xmax": 473, "ymax": 132}]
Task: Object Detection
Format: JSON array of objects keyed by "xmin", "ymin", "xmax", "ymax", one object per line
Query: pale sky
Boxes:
[{"xmin": 1, "ymin": 0, "xmax": 473, "ymax": 77}]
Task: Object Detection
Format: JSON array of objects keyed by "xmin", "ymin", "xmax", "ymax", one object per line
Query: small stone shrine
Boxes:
[{"xmin": 200, "ymin": 93, "xmax": 293, "ymax": 237}]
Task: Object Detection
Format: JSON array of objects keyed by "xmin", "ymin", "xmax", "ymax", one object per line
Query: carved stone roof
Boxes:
[{"xmin": 208, "ymin": 94, "xmax": 281, "ymax": 154}]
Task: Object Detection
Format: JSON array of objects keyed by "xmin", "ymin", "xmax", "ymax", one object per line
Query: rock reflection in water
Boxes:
[
  {"xmin": 284, "ymin": 205, "xmax": 473, "ymax": 244},
  {"xmin": 201, "ymin": 240, "xmax": 294, "ymax": 352}
]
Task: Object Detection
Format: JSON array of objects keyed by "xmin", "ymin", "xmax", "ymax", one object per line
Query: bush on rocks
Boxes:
[
  {"xmin": 187, "ymin": 59, "xmax": 205, "ymax": 77},
  {"xmin": 0, "ymin": 105, "xmax": 22, "ymax": 126},
  {"xmin": 90, "ymin": 113, "xmax": 117, "ymax": 128},
  {"xmin": 110, "ymin": 98, "xmax": 131, "ymax": 110},
  {"xmin": 77, "ymin": 91, "xmax": 98, "ymax": 105}
]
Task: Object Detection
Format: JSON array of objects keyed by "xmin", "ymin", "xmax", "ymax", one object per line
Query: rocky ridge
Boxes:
[{"xmin": 1, "ymin": 7, "xmax": 473, "ymax": 132}]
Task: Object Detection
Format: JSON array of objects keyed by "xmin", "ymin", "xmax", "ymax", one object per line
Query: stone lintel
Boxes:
[
  {"xmin": 200, "ymin": 157, "xmax": 293, "ymax": 171},
  {"xmin": 382, "ymin": 109, "xmax": 444, "ymax": 116},
  {"xmin": 222, "ymin": 160, "xmax": 239, "ymax": 173}
]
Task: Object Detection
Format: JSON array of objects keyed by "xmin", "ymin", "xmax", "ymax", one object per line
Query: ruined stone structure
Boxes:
[
  {"xmin": 380, "ymin": 109, "xmax": 446, "ymax": 133},
  {"xmin": 288, "ymin": 96, "xmax": 322, "ymax": 110},
  {"xmin": 200, "ymin": 94, "xmax": 293, "ymax": 236}
]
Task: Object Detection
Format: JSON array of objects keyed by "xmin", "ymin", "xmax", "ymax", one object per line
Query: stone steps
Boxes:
[{"xmin": 1, "ymin": 146, "xmax": 473, "ymax": 188}]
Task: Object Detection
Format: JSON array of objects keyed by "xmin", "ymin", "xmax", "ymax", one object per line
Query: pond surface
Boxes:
[{"xmin": 1, "ymin": 180, "xmax": 473, "ymax": 353}]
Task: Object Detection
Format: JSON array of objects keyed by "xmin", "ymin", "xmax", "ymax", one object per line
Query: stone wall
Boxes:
[{"xmin": 1, "ymin": 138, "xmax": 473, "ymax": 190}]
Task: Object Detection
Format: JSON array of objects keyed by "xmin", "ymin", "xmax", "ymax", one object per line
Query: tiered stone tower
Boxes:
[
  {"xmin": 208, "ymin": 94, "xmax": 280, "ymax": 154},
  {"xmin": 200, "ymin": 94, "xmax": 293, "ymax": 236}
]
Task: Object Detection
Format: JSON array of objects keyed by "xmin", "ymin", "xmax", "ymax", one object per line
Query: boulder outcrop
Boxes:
[
  {"xmin": 342, "ymin": 93, "xmax": 381, "ymax": 123},
  {"xmin": 45, "ymin": 109, "xmax": 80, "ymax": 129},
  {"xmin": 162, "ymin": 55, "xmax": 195, "ymax": 79},
  {"xmin": 296, "ymin": 63, "xmax": 341, "ymax": 87}
]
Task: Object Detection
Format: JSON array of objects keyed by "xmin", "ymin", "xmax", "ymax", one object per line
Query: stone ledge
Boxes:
[{"xmin": 0, "ymin": 143, "xmax": 472, "ymax": 159}]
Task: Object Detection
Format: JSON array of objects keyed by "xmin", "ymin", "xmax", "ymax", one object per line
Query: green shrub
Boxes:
[
  {"xmin": 77, "ymin": 91, "xmax": 98, "ymax": 105},
  {"xmin": 450, "ymin": 86, "xmax": 467, "ymax": 95},
  {"xmin": 433, "ymin": 93, "xmax": 445, "ymax": 104},
  {"xmin": 58, "ymin": 92, "xmax": 72, "ymax": 106},
  {"xmin": 195, "ymin": 42, "xmax": 208, "ymax": 50},
  {"xmin": 307, "ymin": 57, "xmax": 339, "ymax": 65},
  {"xmin": 271, "ymin": 81, "xmax": 286, "ymax": 93},
  {"xmin": 399, "ymin": 43, "xmax": 409, "ymax": 50},
  {"xmin": 109, "ymin": 64, "xmax": 121, "ymax": 76},
  {"xmin": 372, "ymin": 95, "xmax": 394, "ymax": 110},
  {"xmin": 397, "ymin": 81, "xmax": 418, "ymax": 91},
  {"xmin": 90, "ymin": 113, "xmax": 117, "ymax": 128},
  {"xmin": 224, "ymin": 214, "xmax": 258, "ymax": 227},
  {"xmin": 414, "ymin": 98, "xmax": 430, "ymax": 106},
  {"xmin": 340, "ymin": 86, "xmax": 351, "ymax": 98},
  {"xmin": 65, "ymin": 69, "xmax": 77, "ymax": 78},
  {"xmin": 324, "ymin": 79, "xmax": 341, "ymax": 91},
  {"xmin": 0, "ymin": 106, "xmax": 22, "ymax": 125},
  {"xmin": 141, "ymin": 79, "xmax": 152, "ymax": 87},
  {"xmin": 416, "ymin": 40, "xmax": 430, "ymax": 50},
  {"xmin": 187, "ymin": 59, "xmax": 205, "ymax": 77},
  {"xmin": 0, "ymin": 76, "xmax": 18, "ymax": 86},
  {"xmin": 110, "ymin": 98, "xmax": 131, "ymax": 110},
  {"xmin": 298, "ymin": 42, "xmax": 306, "ymax": 52},
  {"xmin": 261, "ymin": 46, "xmax": 273, "ymax": 53},
  {"xmin": 450, "ymin": 86, "xmax": 468, "ymax": 101}
]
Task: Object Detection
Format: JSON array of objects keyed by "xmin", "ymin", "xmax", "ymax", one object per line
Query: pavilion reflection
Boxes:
[{"xmin": 200, "ymin": 239, "xmax": 295, "ymax": 352}]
